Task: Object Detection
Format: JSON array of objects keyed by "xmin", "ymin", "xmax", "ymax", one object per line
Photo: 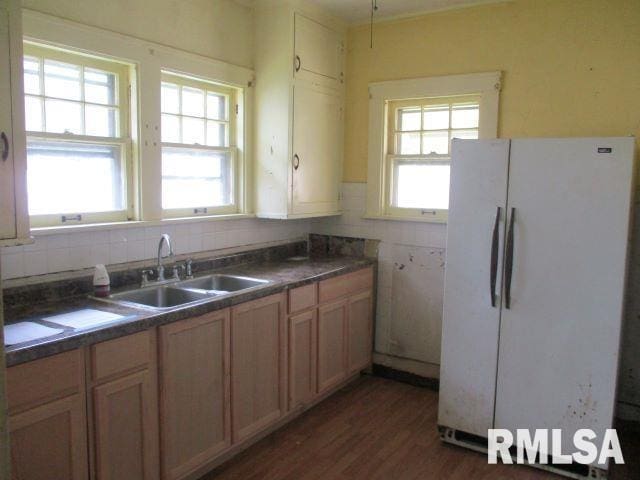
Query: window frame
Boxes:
[
  {"xmin": 23, "ymin": 41, "xmax": 135, "ymax": 228},
  {"xmin": 22, "ymin": 9, "xmax": 254, "ymax": 232},
  {"xmin": 160, "ymin": 71, "xmax": 240, "ymax": 218},
  {"xmin": 366, "ymin": 72, "xmax": 501, "ymax": 223}
]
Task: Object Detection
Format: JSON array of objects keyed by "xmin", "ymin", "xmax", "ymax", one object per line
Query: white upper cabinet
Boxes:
[
  {"xmin": 254, "ymin": 0, "xmax": 345, "ymax": 219},
  {"xmin": 294, "ymin": 13, "xmax": 344, "ymax": 87},
  {"xmin": 0, "ymin": 0, "xmax": 29, "ymax": 244}
]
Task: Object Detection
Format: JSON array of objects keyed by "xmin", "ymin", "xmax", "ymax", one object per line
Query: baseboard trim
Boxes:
[{"xmin": 372, "ymin": 363, "xmax": 439, "ymax": 390}]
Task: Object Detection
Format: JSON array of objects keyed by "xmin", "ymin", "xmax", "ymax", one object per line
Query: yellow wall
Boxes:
[
  {"xmin": 21, "ymin": 0, "xmax": 254, "ymax": 68},
  {"xmin": 344, "ymin": 0, "xmax": 640, "ymax": 182}
]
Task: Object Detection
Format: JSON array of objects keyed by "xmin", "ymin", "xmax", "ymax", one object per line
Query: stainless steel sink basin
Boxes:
[
  {"xmin": 107, "ymin": 285, "xmax": 212, "ymax": 310},
  {"xmin": 177, "ymin": 274, "xmax": 269, "ymax": 294}
]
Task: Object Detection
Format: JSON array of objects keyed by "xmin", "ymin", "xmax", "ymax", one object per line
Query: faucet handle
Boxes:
[
  {"xmin": 141, "ymin": 269, "xmax": 154, "ymax": 286},
  {"xmin": 185, "ymin": 258, "xmax": 193, "ymax": 278},
  {"xmin": 172, "ymin": 264, "xmax": 184, "ymax": 280}
]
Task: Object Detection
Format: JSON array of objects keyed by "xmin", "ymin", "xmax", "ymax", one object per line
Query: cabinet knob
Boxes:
[
  {"xmin": 295, "ymin": 55, "xmax": 301, "ymax": 72},
  {"xmin": 1, "ymin": 132, "xmax": 8, "ymax": 161},
  {"xmin": 293, "ymin": 154, "xmax": 300, "ymax": 170}
]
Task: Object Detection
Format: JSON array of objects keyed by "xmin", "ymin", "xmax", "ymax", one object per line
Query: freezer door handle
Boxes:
[
  {"xmin": 504, "ymin": 207, "xmax": 516, "ymax": 309},
  {"xmin": 490, "ymin": 206, "xmax": 501, "ymax": 307}
]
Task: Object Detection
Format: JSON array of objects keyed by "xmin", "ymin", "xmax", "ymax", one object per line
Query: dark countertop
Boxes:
[{"xmin": 4, "ymin": 255, "xmax": 375, "ymax": 367}]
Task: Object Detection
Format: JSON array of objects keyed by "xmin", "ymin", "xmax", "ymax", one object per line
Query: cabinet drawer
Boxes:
[
  {"xmin": 7, "ymin": 349, "xmax": 84, "ymax": 414},
  {"xmin": 288, "ymin": 283, "xmax": 317, "ymax": 314},
  {"xmin": 91, "ymin": 330, "xmax": 151, "ymax": 382},
  {"xmin": 319, "ymin": 268, "xmax": 373, "ymax": 303}
]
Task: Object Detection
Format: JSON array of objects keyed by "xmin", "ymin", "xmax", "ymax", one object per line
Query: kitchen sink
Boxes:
[
  {"xmin": 107, "ymin": 285, "xmax": 212, "ymax": 310},
  {"xmin": 176, "ymin": 274, "xmax": 270, "ymax": 294},
  {"xmin": 95, "ymin": 274, "xmax": 270, "ymax": 311}
]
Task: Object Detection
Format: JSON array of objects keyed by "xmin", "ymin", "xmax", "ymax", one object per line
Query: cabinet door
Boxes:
[
  {"xmin": 294, "ymin": 13, "xmax": 343, "ymax": 85},
  {"xmin": 231, "ymin": 293, "xmax": 286, "ymax": 442},
  {"xmin": 288, "ymin": 309, "xmax": 317, "ymax": 410},
  {"xmin": 159, "ymin": 310, "xmax": 231, "ymax": 480},
  {"xmin": 291, "ymin": 83, "xmax": 342, "ymax": 215},
  {"xmin": 0, "ymin": 2, "xmax": 16, "ymax": 239},
  {"xmin": 9, "ymin": 394, "xmax": 88, "ymax": 480},
  {"xmin": 317, "ymin": 299, "xmax": 347, "ymax": 393},
  {"xmin": 93, "ymin": 370, "xmax": 158, "ymax": 480},
  {"xmin": 347, "ymin": 290, "xmax": 373, "ymax": 374}
]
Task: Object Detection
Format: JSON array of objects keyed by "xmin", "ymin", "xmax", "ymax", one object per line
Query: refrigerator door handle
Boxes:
[
  {"xmin": 504, "ymin": 207, "xmax": 516, "ymax": 309},
  {"xmin": 490, "ymin": 206, "xmax": 501, "ymax": 307}
]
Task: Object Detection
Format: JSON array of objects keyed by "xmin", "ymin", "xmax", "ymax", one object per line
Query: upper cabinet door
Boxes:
[
  {"xmin": 291, "ymin": 83, "xmax": 342, "ymax": 215},
  {"xmin": 0, "ymin": 2, "xmax": 16, "ymax": 239},
  {"xmin": 294, "ymin": 13, "xmax": 343, "ymax": 87}
]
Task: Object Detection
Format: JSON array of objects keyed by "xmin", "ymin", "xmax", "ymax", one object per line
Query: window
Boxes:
[
  {"xmin": 366, "ymin": 72, "xmax": 500, "ymax": 222},
  {"xmin": 388, "ymin": 96, "xmax": 479, "ymax": 213},
  {"xmin": 161, "ymin": 72, "xmax": 238, "ymax": 217},
  {"xmin": 23, "ymin": 43, "xmax": 133, "ymax": 227}
]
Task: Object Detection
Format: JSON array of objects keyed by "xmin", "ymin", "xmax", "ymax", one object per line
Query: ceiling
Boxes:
[{"xmin": 237, "ymin": 1, "xmax": 507, "ymax": 24}]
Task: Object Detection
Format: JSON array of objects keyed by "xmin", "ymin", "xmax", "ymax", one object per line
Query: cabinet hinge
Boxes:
[{"xmin": 235, "ymin": 104, "xmax": 239, "ymax": 115}]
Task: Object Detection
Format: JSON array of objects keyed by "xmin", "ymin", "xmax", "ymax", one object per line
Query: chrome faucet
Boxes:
[{"xmin": 156, "ymin": 233, "xmax": 174, "ymax": 281}]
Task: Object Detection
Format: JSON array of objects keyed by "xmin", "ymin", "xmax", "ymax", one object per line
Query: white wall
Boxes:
[{"xmin": 21, "ymin": 0, "xmax": 254, "ymax": 68}]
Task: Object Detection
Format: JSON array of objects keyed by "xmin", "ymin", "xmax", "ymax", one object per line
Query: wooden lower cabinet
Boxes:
[
  {"xmin": 159, "ymin": 310, "xmax": 231, "ymax": 480},
  {"xmin": 89, "ymin": 330, "xmax": 159, "ymax": 480},
  {"xmin": 288, "ymin": 309, "xmax": 317, "ymax": 410},
  {"xmin": 317, "ymin": 299, "xmax": 348, "ymax": 394},
  {"xmin": 9, "ymin": 393, "xmax": 88, "ymax": 480},
  {"xmin": 347, "ymin": 290, "xmax": 373, "ymax": 374},
  {"xmin": 92, "ymin": 370, "xmax": 158, "ymax": 480},
  {"xmin": 7, "ymin": 349, "xmax": 88, "ymax": 480},
  {"xmin": 231, "ymin": 293, "xmax": 286, "ymax": 442}
]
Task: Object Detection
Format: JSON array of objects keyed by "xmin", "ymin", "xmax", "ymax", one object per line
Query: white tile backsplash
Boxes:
[{"xmin": 1, "ymin": 217, "xmax": 314, "ymax": 280}]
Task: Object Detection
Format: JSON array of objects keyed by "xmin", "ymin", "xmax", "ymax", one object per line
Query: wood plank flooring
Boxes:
[{"xmin": 201, "ymin": 376, "xmax": 639, "ymax": 480}]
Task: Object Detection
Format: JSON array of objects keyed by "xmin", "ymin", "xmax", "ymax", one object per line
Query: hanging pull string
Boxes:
[{"xmin": 370, "ymin": 0, "xmax": 378, "ymax": 48}]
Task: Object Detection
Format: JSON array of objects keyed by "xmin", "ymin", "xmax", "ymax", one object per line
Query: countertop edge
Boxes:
[{"xmin": 5, "ymin": 257, "xmax": 376, "ymax": 367}]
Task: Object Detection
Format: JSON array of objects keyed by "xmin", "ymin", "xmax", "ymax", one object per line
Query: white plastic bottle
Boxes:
[{"xmin": 93, "ymin": 264, "xmax": 111, "ymax": 297}]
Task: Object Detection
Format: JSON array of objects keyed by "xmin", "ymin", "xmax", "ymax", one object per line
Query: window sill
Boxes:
[
  {"xmin": 362, "ymin": 214, "xmax": 447, "ymax": 224},
  {"xmin": 30, "ymin": 213, "xmax": 257, "ymax": 236}
]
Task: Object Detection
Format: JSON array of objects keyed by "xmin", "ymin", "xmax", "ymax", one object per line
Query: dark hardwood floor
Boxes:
[{"xmin": 202, "ymin": 376, "xmax": 640, "ymax": 480}]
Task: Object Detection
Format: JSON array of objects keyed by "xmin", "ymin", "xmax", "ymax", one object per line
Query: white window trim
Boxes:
[
  {"xmin": 366, "ymin": 71, "xmax": 501, "ymax": 223},
  {"xmin": 21, "ymin": 8, "xmax": 254, "ymax": 231}
]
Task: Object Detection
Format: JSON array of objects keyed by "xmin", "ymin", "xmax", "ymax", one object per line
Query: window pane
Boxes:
[
  {"xmin": 182, "ymin": 86, "xmax": 205, "ymax": 117},
  {"xmin": 27, "ymin": 140, "xmax": 124, "ymax": 215},
  {"xmin": 206, "ymin": 93, "xmax": 226, "ymax": 120},
  {"xmin": 422, "ymin": 131, "xmax": 449, "ymax": 155},
  {"xmin": 398, "ymin": 107, "xmax": 420, "ymax": 131},
  {"xmin": 44, "ymin": 60, "xmax": 81, "ymax": 100},
  {"xmin": 25, "ymin": 96, "xmax": 43, "ymax": 132},
  {"xmin": 451, "ymin": 104, "xmax": 479, "ymax": 128},
  {"xmin": 161, "ymin": 82, "xmax": 180, "ymax": 114},
  {"xmin": 23, "ymin": 57, "xmax": 41, "ymax": 95},
  {"xmin": 206, "ymin": 121, "xmax": 226, "ymax": 147},
  {"xmin": 45, "ymin": 99, "xmax": 82, "ymax": 134},
  {"xmin": 85, "ymin": 105, "xmax": 118, "ymax": 137},
  {"xmin": 395, "ymin": 162, "xmax": 450, "ymax": 209},
  {"xmin": 397, "ymin": 132, "xmax": 420, "ymax": 155},
  {"xmin": 84, "ymin": 69, "xmax": 116, "ymax": 105},
  {"xmin": 162, "ymin": 147, "xmax": 232, "ymax": 209},
  {"xmin": 162, "ymin": 114, "xmax": 181, "ymax": 143},
  {"xmin": 451, "ymin": 129, "xmax": 479, "ymax": 141},
  {"xmin": 423, "ymin": 106, "xmax": 449, "ymax": 130},
  {"xmin": 182, "ymin": 117, "xmax": 205, "ymax": 144}
]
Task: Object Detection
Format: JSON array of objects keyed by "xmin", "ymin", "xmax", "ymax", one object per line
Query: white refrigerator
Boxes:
[{"xmin": 438, "ymin": 137, "xmax": 635, "ymax": 476}]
